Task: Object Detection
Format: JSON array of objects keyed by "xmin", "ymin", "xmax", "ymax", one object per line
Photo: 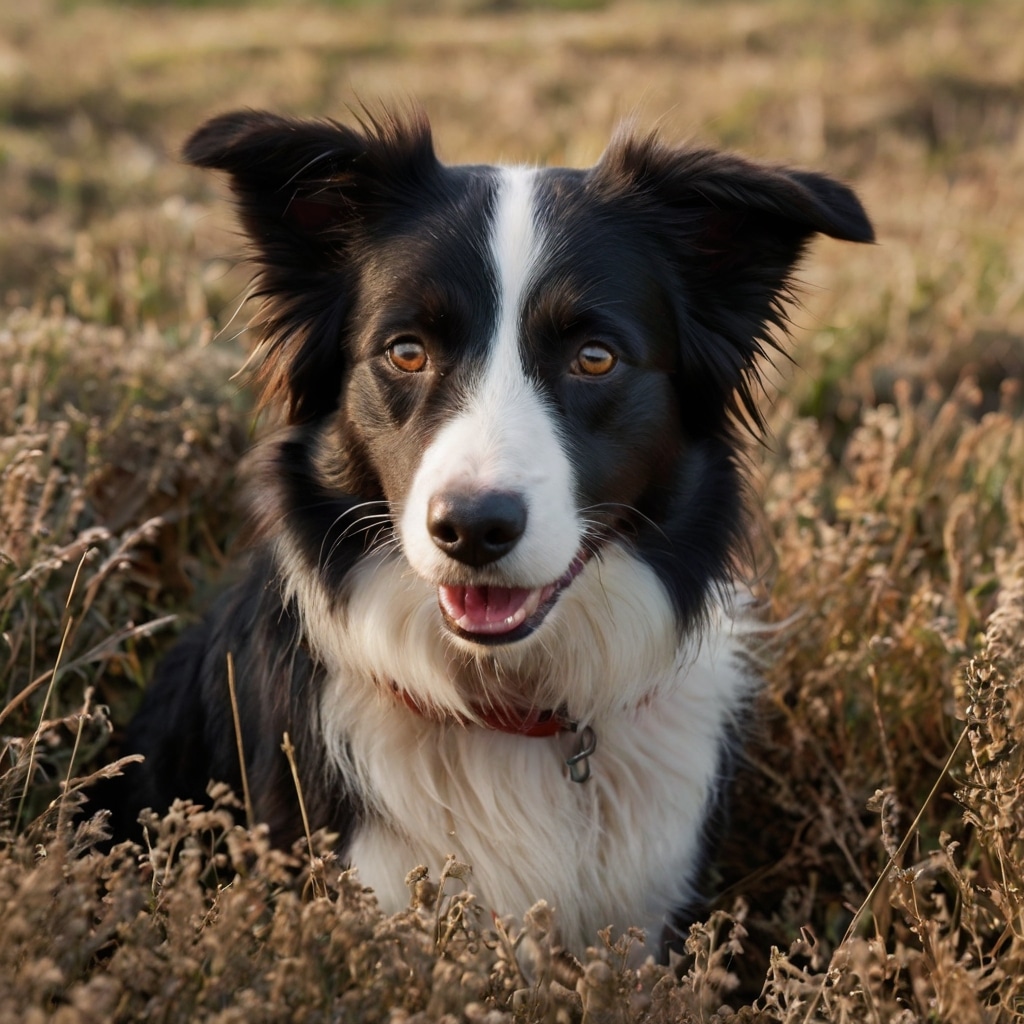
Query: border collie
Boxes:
[{"xmin": 106, "ymin": 108, "xmax": 872, "ymax": 956}]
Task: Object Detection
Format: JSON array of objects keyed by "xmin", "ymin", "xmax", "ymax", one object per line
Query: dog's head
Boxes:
[{"xmin": 185, "ymin": 108, "xmax": 871, "ymax": 669}]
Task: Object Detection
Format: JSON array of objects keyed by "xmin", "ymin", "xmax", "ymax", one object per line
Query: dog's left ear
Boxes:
[{"xmin": 591, "ymin": 131, "xmax": 874, "ymax": 432}]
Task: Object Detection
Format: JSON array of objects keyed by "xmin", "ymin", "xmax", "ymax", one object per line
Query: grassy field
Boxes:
[{"xmin": 2, "ymin": 0, "xmax": 1024, "ymax": 1020}]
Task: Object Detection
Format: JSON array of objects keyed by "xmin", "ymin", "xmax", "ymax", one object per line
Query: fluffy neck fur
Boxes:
[{"xmin": 278, "ymin": 537, "xmax": 754, "ymax": 954}]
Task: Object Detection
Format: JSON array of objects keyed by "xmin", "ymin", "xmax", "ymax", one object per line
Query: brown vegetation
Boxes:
[{"xmin": 2, "ymin": 0, "xmax": 1023, "ymax": 1020}]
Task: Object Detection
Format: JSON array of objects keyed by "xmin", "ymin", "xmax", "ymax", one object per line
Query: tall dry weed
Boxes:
[{"xmin": 0, "ymin": 306, "xmax": 245, "ymax": 825}]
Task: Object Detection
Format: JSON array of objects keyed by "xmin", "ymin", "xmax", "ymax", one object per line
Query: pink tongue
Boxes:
[{"xmin": 439, "ymin": 584, "xmax": 539, "ymax": 635}]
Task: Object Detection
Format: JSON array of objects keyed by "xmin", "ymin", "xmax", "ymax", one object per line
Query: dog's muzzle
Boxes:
[{"xmin": 426, "ymin": 486, "xmax": 589, "ymax": 642}]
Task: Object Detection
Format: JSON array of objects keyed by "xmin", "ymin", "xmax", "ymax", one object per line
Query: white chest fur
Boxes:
[
  {"xmin": 283, "ymin": 539, "xmax": 754, "ymax": 954},
  {"xmin": 319, "ymin": 612, "xmax": 752, "ymax": 955}
]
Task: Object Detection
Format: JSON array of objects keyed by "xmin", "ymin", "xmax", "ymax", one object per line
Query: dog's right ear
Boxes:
[{"xmin": 184, "ymin": 108, "xmax": 439, "ymax": 423}]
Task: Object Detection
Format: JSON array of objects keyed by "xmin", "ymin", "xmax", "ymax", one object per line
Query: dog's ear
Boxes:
[
  {"xmin": 590, "ymin": 130, "xmax": 874, "ymax": 433},
  {"xmin": 184, "ymin": 108, "xmax": 439, "ymax": 423}
]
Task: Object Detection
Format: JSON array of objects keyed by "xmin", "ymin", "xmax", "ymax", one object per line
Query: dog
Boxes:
[{"xmin": 103, "ymin": 107, "xmax": 872, "ymax": 957}]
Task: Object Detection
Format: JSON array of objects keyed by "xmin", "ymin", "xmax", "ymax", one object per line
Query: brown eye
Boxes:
[
  {"xmin": 387, "ymin": 337, "xmax": 428, "ymax": 373},
  {"xmin": 574, "ymin": 343, "xmax": 617, "ymax": 377}
]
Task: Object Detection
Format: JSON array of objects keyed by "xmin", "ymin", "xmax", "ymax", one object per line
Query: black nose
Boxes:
[{"xmin": 427, "ymin": 490, "xmax": 527, "ymax": 567}]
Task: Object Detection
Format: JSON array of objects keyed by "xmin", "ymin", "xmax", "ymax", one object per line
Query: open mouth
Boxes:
[{"xmin": 437, "ymin": 551, "xmax": 590, "ymax": 643}]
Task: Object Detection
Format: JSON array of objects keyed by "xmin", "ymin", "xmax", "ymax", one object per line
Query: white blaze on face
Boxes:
[{"xmin": 399, "ymin": 168, "xmax": 581, "ymax": 589}]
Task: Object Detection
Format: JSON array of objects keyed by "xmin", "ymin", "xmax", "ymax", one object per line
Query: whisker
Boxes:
[
  {"xmin": 333, "ymin": 514, "xmax": 393, "ymax": 544},
  {"xmin": 322, "ymin": 518, "xmax": 395, "ymax": 571},
  {"xmin": 580, "ymin": 501, "xmax": 671, "ymax": 544},
  {"xmin": 283, "ymin": 497, "xmax": 386, "ymax": 517},
  {"xmin": 577, "ymin": 516, "xmax": 626, "ymax": 553},
  {"xmin": 315, "ymin": 500, "xmax": 390, "ymax": 550}
]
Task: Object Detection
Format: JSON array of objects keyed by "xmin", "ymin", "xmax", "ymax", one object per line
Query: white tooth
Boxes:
[{"xmin": 500, "ymin": 587, "xmax": 543, "ymax": 630}]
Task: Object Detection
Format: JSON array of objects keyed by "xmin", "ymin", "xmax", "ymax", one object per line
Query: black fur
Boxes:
[{"xmin": 103, "ymin": 554, "xmax": 356, "ymax": 846}]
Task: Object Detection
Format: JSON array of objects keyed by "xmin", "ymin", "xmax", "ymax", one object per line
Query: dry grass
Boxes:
[{"xmin": 2, "ymin": 0, "xmax": 1024, "ymax": 1020}]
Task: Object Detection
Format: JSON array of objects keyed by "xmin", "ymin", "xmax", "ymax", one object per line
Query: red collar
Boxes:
[
  {"xmin": 391, "ymin": 682, "xmax": 573, "ymax": 737},
  {"xmin": 391, "ymin": 681, "xmax": 598, "ymax": 782}
]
